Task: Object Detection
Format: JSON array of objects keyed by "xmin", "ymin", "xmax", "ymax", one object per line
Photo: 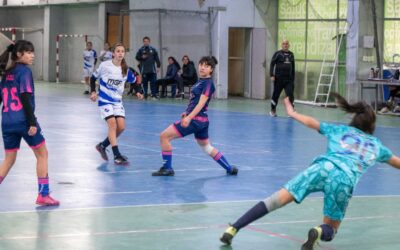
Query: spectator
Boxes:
[
  {"xmin": 269, "ymin": 39, "xmax": 295, "ymax": 117},
  {"xmin": 127, "ymin": 67, "xmax": 142, "ymax": 96},
  {"xmin": 135, "ymin": 36, "xmax": 161, "ymax": 99},
  {"xmin": 156, "ymin": 56, "xmax": 180, "ymax": 98},
  {"xmin": 379, "ymin": 69, "xmax": 400, "ymax": 114},
  {"xmin": 176, "ymin": 55, "xmax": 198, "ymax": 98}
]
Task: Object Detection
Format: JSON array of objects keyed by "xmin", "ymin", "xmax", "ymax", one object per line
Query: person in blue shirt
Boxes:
[
  {"xmin": 220, "ymin": 93, "xmax": 400, "ymax": 250},
  {"xmin": 0, "ymin": 40, "xmax": 60, "ymax": 206},
  {"xmin": 152, "ymin": 56, "xmax": 238, "ymax": 176},
  {"xmin": 156, "ymin": 56, "xmax": 180, "ymax": 98}
]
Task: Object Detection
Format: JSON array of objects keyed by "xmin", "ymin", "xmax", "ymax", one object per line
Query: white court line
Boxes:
[
  {"xmin": 6, "ymin": 165, "xmax": 291, "ymax": 177},
  {"xmin": 1, "ymin": 195, "xmax": 400, "ymax": 215},
  {"xmin": 0, "ymin": 214, "xmax": 398, "ymax": 241}
]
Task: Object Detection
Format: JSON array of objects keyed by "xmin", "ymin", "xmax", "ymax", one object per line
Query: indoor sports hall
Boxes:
[{"xmin": 1, "ymin": 1, "xmax": 400, "ymax": 250}]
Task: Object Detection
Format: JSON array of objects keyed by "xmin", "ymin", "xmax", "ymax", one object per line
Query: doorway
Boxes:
[
  {"xmin": 228, "ymin": 28, "xmax": 247, "ymax": 97},
  {"xmin": 228, "ymin": 27, "xmax": 266, "ymax": 98}
]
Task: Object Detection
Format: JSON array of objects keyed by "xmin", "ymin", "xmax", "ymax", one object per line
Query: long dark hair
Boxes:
[
  {"xmin": 331, "ymin": 92, "xmax": 376, "ymax": 134},
  {"xmin": 168, "ymin": 56, "xmax": 181, "ymax": 70},
  {"xmin": 0, "ymin": 40, "xmax": 34, "ymax": 76},
  {"xmin": 112, "ymin": 43, "xmax": 128, "ymax": 77},
  {"xmin": 198, "ymin": 56, "xmax": 218, "ymax": 74}
]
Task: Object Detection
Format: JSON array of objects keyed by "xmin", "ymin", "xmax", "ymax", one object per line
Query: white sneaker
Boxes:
[
  {"xmin": 269, "ymin": 110, "xmax": 277, "ymax": 117},
  {"xmin": 379, "ymin": 107, "xmax": 389, "ymax": 113},
  {"xmin": 393, "ymin": 106, "xmax": 400, "ymax": 113}
]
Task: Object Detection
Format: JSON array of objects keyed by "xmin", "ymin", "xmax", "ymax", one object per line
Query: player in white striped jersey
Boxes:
[
  {"xmin": 90, "ymin": 43, "xmax": 144, "ymax": 165},
  {"xmin": 99, "ymin": 42, "xmax": 113, "ymax": 62},
  {"xmin": 83, "ymin": 41, "xmax": 97, "ymax": 94}
]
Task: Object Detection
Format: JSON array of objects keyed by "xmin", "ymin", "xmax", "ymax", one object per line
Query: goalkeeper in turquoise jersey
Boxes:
[{"xmin": 220, "ymin": 93, "xmax": 400, "ymax": 250}]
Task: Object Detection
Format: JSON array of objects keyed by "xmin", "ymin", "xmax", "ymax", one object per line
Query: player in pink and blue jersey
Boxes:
[
  {"xmin": 152, "ymin": 56, "xmax": 238, "ymax": 176},
  {"xmin": 0, "ymin": 40, "xmax": 59, "ymax": 206}
]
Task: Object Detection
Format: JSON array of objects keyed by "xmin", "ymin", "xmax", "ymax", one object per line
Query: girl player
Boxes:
[
  {"xmin": 152, "ymin": 56, "xmax": 238, "ymax": 176},
  {"xmin": 90, "ymin": 43, "xmax": 143, "ymax": 165},
  {"xmin": 0, "ymin": 40, "xmax": 59, "ymax": 206},
  {"xmin": 220, "ymin": 93, "xmax": 400, "ymax": 249}
]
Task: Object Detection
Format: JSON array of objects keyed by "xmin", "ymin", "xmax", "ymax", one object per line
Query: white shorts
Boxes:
[
  {"xmin": 99, "ymin": 103, "xmax": 125, "ymax": 120},
  {"xmin": 83, "ymin": 68, "xmax": 94, "ymax": 78}
]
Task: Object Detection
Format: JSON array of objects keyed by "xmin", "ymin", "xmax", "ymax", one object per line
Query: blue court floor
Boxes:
[{"xmin": 0, "ymin": 82, "xmax": 399, "ymax": 250}]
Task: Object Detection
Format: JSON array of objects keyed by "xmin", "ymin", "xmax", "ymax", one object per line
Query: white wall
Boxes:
[
  {"xmin": 129, "ymin": 0, "xmax": 265, "ymax": 99},
  {"xmin": 0, "ymin": 0, "xmax": 267, "ymax": 96},
  {"xmin": 0, "ymin": 7, "xmax": 45, "ymax": 79},
  {"xmin": 1, "ymin": 0, "xmax": 117, "ymax": 6}
]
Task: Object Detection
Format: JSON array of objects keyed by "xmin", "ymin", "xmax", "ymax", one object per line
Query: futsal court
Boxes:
[{"xmin": 0, "ymin": 82, "xmax": 399, "ymax": 250}]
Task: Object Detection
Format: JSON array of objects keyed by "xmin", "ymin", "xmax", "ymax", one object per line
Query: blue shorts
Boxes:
[
  {"xmin": 2, "ymin": 123, "xmax": 45, "ymax": 152},
  {"xmin": 172, "ymin": 117, "xmax": 209, "ymax": 140},
  {"xmin": 284, "ymin": 161, "xmax": 353, "ymax": 221}
]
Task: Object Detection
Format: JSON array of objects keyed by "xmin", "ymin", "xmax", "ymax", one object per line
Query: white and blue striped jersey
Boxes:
[
  {"xmin": 99, "ymin": 50, "xmax": 113, "ymax": 62},
  {"xmin": 83, "ymin": 49, "xmax": 97, "ymax": 70},
  {"xmin": 92, "ymin": 60, "xmax": 136, "ymax": 106}
]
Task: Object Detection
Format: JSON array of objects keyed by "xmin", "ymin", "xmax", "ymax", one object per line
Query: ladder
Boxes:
[{"xmin": 313, "ymin": 25, "xmax": 347, "ymax": 107}]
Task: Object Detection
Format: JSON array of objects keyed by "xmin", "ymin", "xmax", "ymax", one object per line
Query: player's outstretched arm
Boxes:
[
  {"xmin": 388, "ymin": 155, "xmax": 400, "ymax": 169},
  {"xmin": 283, "ymin": 97, "xmax": 320, "ymax": 131}
]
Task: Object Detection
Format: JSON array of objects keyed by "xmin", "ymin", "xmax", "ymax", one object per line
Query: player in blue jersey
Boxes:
[
  {"xmin": 0, "ymin": 40, "xmax": 60, "ymax": 206},
  {"xmin": 220, "ymin": 93, "xmax": 400, "ymax": 249},
  {"xmin": 90, "ymin": 43, "xmax": 143, "ymax": 165},
  {"xmin": 83, "ymin": 41, "xmax": 97, "ymax": 94},
  {"xmin": 152, "ymin": 56, "xmax": 238, "ymax": 176}
]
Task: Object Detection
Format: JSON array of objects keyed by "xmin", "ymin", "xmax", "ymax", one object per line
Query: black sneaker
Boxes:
[
  {"xmin": 175, "ymin": 93, "xmax": 184, "ymax": 99},
  {"xmin": 301, "ymin": 227, "xmax": 322, "ymax": 250},
  {"xmin": 83, "ymin": 90, "xmax": 90, "ymax": 95},
  {"xmin": 227, "ymin": 166, "xmax": 238, "ymax": 175},
  {"xmin": 95, "ymin": 143, "xmax": 108, "ymax": 161},
  {"xmin": 220, "ymin": 225, "xmax": 237, "ymax": 245},
  {"xmin": 152, "ymin": 167, "xmax": 175, "ymax": 176},
  {"xmin": 114, "ymin": 155, "xmax": 129, "ymax": 165}
]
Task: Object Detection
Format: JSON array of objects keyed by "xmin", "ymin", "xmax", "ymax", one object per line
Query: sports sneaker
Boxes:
[
  {"xmin": 36, "ymin": 194, "xmax": 60, "ymax": 206},
  {"xmin": 269, "ymin": 110, "xmax": 277, "ymax": 117},
  {"xmin": 393, "ymin": 105, "xmax": 400, "ymax": 113},
  {"xmin": 83, "ymin": 90, "xmax": 90, "ymax": 95},
  {"xmin": 152, "ymin": 167, "xmax": 175, "ymax": 176},
  {"xmin": 95, "ymin": 143, "xmax": 108, "ymax": 161},
  {"xmin": 227, "ymin": 166, "xmax": 238, "ymax": 175},
  {"xmin": 114, "ymin": 155, "xmax": 129, "ymax": 165},
  {"xmin": 378, "ymin": 106, "xmax": 389, "ymax": 114},
  {"xmin": 301, "ymin": 227, "xmax": 322, "ymax": 250},
  {"xmin": 220, "ymin": 225, "xmax": 237, "ymax": 245}
]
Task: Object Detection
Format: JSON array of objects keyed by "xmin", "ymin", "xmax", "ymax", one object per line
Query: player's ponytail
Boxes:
[
  {"xmin": 121, "ymin": 58, "xmax": 127, "ymax": 77},
  {"xmin": 331, "ymin": 92, "xmax": 376, "ymax": 134},
  {"xmin": 0, "ymin": 45, "xmax": 12, "ymax": 76},
  {"xmin": 0, "ymin": 40, "xmax": 34, "ymax": 76}
]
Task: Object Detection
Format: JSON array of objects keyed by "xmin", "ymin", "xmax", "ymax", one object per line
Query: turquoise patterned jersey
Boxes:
[{"xmin": 313, "ymin": 122, "xmax": 393, "ymax": 185}]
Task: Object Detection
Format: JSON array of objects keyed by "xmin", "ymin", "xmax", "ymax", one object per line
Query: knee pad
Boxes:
[
  {"xmin": 200, "ymin": 144, "xmax": 214, "ymax": 155},
  {"xmin": 263, "ymin": 191, "xmax": 282, "ymax": 212}
]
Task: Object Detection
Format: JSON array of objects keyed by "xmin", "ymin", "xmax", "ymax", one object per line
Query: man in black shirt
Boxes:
[
  {"xmin": 269, "ymin": 39, "xmax": 295, "ymax": 117},
  {"xmin": 135, "ymin": 37, "xmax": 161, "ymax": 99}
]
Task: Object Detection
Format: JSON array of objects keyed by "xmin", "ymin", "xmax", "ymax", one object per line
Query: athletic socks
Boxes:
[
  {"xmin": 213, "ymin": 152, "xmax": 232, "ymax": 172},
  {"xmin": 112, "ymin": 145, "xmax": 121, "ymax": 157},
  {"xmin": 232, "ymin": 201, "xmax": 269, "ymax": 231},
  {"xmin": 0, "ymin": 176, "xmax": 3, "ymax": 184},
  {"xmin": 38, "ymin": 177, "xmax": 49, "ymax": 196},
  {"xmin": 162, "ymin": 151, "xmax": 172, "ymax": 169},
  {"xmin": 320, "ymin": 224, "xmax": 335, "ymax": 241},
  {"xmin": 101, "ymin": 138, "xmax": 111, "ymax": 148}
]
